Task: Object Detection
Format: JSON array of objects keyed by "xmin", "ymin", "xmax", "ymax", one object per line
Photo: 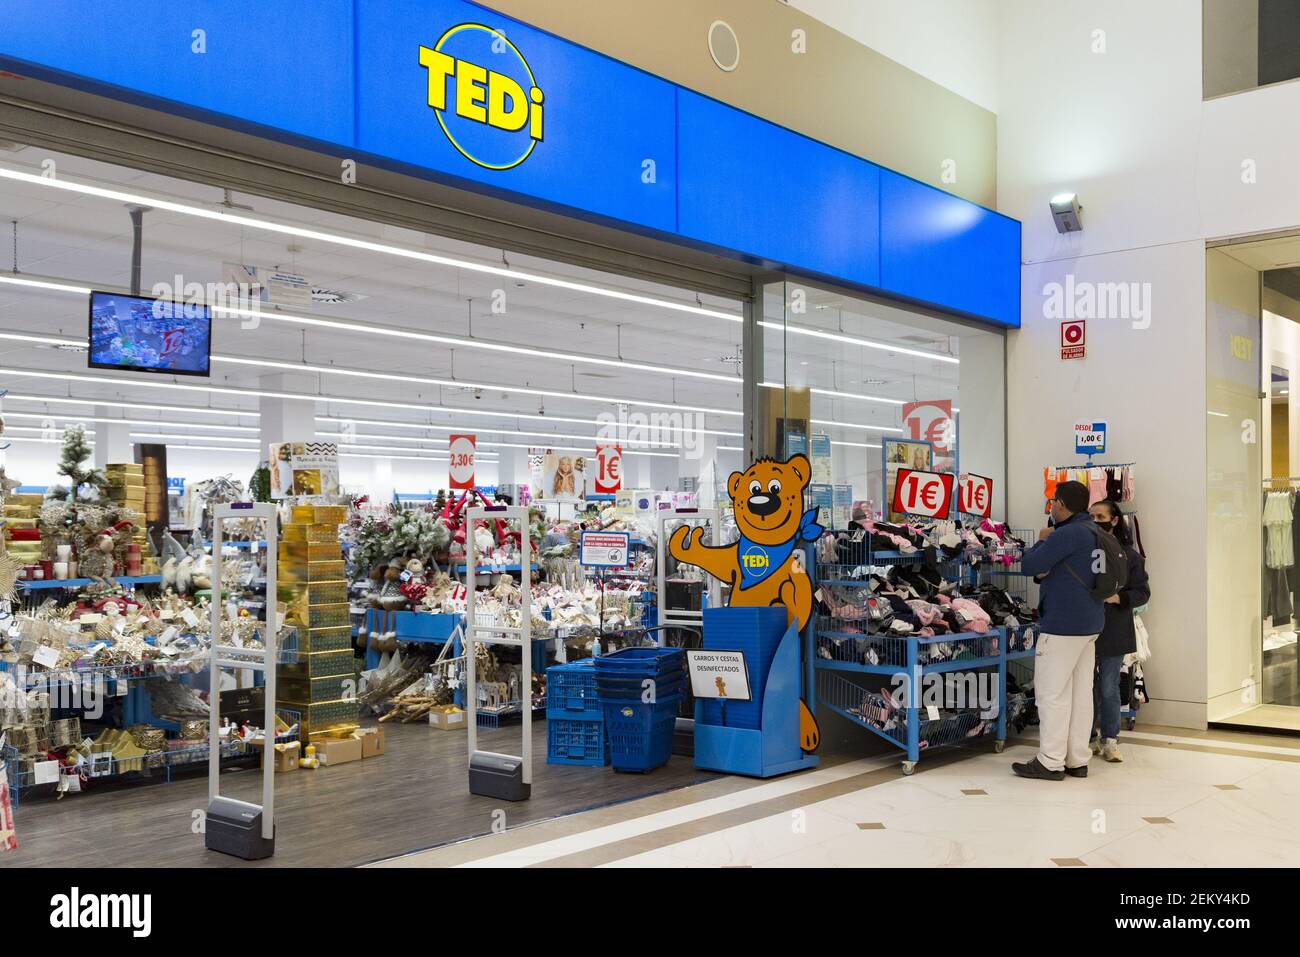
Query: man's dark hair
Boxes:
[{"xmin": 1054, "ymin": 480, "xmax": 1090, "ymax": 515}]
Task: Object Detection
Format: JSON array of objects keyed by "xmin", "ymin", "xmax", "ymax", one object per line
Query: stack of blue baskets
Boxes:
[
  {"xmin": 594, "ymin": 647, "xmax": 686, "ymax": 772},
  {"xmin": 545, "ymin": 659, "xmax": 607, "ymax": 766}
]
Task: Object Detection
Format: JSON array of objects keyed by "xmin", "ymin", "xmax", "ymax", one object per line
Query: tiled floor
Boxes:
[{"xmin": 376, "ymin": 726, "xmax": 1300, "ymax": 868}]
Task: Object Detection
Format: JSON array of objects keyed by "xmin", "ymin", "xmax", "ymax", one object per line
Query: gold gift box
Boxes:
[
  {"xmin": 277, "ymin": 672, "xmax": 355, "ymax": 702},
  {"xmin": 275, "ymin": 697, "xmax": 360, "ymax": 739},
  {"xmin": 281, "ymin": 648, "xmax": 357, "ymax": 679},
  {"xmin": 279, "ymin": 559, "xmax": 346, "ymax": 583},
  {"xmin": 281, "ymin": 523, "xmax": 340, "ymax": 543},
  {"xmin": 105, "ymin": 462, "xmax": 143, "ymax": 473},
  {"xmin": 293, "ymin": 626, "xmax": 353, "ymax": 654},
  {"xmin": 5, "ymin": 518, "xmax": 36, "ymax": 529},
  {"xmin": 286, "ymin": 603, "xmax": 350, "ymax": 630},
  {"xmin": 278, "ymin": 580, "xmax": 348, "ymax": 607},
  {"xmin": 291, "ymin": 504, "xmax": 349, "ymax": 525},
  {"xmin": 279, "ymin": 541, "xmax": 341, "ymax": 562},
  {"xmin": 11, "ymin": 494, "xmax": 43, "ymax": 506},
  {"xmin": 3, "ymin": 504, "xmax": 34, "ymax": 517}
]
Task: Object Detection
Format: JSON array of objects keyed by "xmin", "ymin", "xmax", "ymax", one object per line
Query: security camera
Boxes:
[
  {"xmin": 473, "ymin": 388, "xmax": 483, "ymax": 401},
  {"xmin": 1050, "ymin": 193, "xmax": 1083, "ymax": 233}
]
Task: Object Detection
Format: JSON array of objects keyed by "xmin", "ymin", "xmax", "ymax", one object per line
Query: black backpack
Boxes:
[{"xmin": 1065, "ymin": 523, "xmax": 1129, "ymax": 601}]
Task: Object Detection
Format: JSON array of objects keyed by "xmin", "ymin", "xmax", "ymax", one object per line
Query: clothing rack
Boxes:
[
  {"xmin": 1264, "ymin": 476, "xmax": 1300, "ymax": 487},
  {"xmin": 1050, "ymin": 461, "xmax": 1134, "ymax": 471}
]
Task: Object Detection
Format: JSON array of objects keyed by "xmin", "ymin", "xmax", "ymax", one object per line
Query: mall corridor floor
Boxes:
[{"xmin": 371, "ymin": 726, "xmax": 1300, "ymax": 868}]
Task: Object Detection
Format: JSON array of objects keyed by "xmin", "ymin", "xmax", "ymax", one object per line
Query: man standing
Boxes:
[{"xmin": 1013, "ymin": 480, "xmax": 1106, "ymax": 780}]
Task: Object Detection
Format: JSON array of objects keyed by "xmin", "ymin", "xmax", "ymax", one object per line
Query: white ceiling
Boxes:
[{"xmin": 0, "ymin": 144, "xmax": 976, "ymax": 461}]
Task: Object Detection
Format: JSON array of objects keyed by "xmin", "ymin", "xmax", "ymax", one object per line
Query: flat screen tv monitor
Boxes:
[{"xmin": 87, "ymin": 291, "xmax": 212, "ymax": 376}]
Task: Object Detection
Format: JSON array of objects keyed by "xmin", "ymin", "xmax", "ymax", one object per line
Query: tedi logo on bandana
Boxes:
[
  {"xmin": 419, "ymin": 23, "xmax": 545, "ymax": 171},
  {"xmin": 49, "ymin": 887, "xmax": 152, "ymax": 938},
  {"xmin": 741, "ymin": 545, "xmax": 771, "ymax": 579}
]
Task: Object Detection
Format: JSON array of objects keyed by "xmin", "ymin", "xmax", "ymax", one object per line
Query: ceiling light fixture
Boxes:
[
  {"xmin": 213, "ymin": 355, "xmax": 738, "ymax": 416},
  {"xmin": 4, "ymin": 391, "xmax": 258, "ymax": 419},
  {"xmin": 211, "ymin": 317, "xmax": 738, "ymax": 384},
  {"xmin": 3, "ymin": 411, "xmax": 258, "ymax": 432},
  {"xmin": 316, "ymin": 414, "xmax": 743, "ymax": 439},
  {"xmin": 757, "ymin": 321, "xmax": 959, "ymax": 365},
  {"xmin": 0, "ymin": 166, "xmax": 742, "ymax": 323}
]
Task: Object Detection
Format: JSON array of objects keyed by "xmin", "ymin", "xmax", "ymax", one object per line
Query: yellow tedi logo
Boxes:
[{"xmin": 419, "ymin": 23, "xmax": 544, "ymax": 171}]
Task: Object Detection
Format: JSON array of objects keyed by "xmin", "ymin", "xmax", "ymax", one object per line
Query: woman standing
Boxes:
[{"xmin": 1087, "ymin": 499, "xmax": 1150, "ymax": 763}]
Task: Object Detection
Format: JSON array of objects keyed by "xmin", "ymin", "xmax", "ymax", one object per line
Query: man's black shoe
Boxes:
[
  {"xmin": 1011, "ymin": 757, "xmax": 1065, "ymax": 781},
  {"xmin": 1064, "ymin": 766, "xmax": 1088, "ymax": 778}
]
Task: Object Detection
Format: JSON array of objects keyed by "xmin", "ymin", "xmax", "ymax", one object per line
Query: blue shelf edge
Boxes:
[{"xmin": 19, "ymin": 574, "xmax": 163, "ymax": 590}]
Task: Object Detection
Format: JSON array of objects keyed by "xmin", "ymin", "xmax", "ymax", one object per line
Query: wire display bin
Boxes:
[{"xmin": 811, "ymin": 537, "xmax": 1025, "ymax": 774}]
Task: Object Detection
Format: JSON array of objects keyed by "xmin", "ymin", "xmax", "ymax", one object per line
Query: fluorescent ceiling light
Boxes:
[
  {"xmin": 757, "ymin": 321, "xmax": 958, "ymax": 365},
  {"xmin": 811, "ymin": 418, "xmax": 904, "ymax": 433},
  {"xmin": 213, "ymin": 355, "xmax": 738, "ymax": 416},
  {"xmin": 164, "ymin": 445, "xmax": 259, "ymax": 453},
  {"xmin": 319, "ymin": 427, "xmax": 676, "ymax": 450},
  {"xmin": 5, "ymin": 392, "xmax": 258, "ymax": 419},
  {"xmin": 3, "ymin": 435, "xmax": 93, "ymax": 445},
  {"xmin": 317, "ymin": 414, "xmax": 742, "ymax": 438},
  {"xmin": 0, "ymin": 275, "xmax": 93, "ymax": 295},
  {"xmin": 128, "ymin": 432, "xmax": 260, "ymax": 443},
  {"xmin": 482, "ymin": 439, "xmax": 677, "ymax": 458},
  {"xmin": 340, "ymin": 451, "xmax": 455, "ymax": 462},
  {"xmin": 0, "ymin": 364, "xmax": 734, "ymax": 432},
  {"xmin": 831, "ymin": 440, "xmax": 883, "ymax": 449},
  {"xmin": 336, "ymin": 442, "xmax": 497, "ymax": 457},
  {"xmin": 211, "ymin": 316, "xmax": 737, "ymax": 384},
  {"xmin": 0, "ymin": 166, "xmax": 741, "ymax": 323},
  {"xmin": 3, "ymin": 425, "xmax": 87, "ymax": 434},
  {"xmin": 3, "ymin": 411, "xmax": 257, "ymax": 432},
  {"xmin": 760, "ymin": 381, "xmax": 906, "ymax": 407}
]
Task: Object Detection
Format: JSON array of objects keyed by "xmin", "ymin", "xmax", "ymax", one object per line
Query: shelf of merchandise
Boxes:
[
  {"xmin": 810, "ymin": 536, "xmax": 1019, "ymax": 775},
  {"xmin": 2, "ymin": 711, "xmax": 300, "ymax": 807},
  {"xmin": 17, "ymin": 575, "xmax": 162, "ymax": 591},
  {"xmin": 453, "ymin": 563, "xmax": 539, "ymax": 576},
  {"xmin": 202, "ymin": 540, "xmax": 267, "ymax": 550},
  {"xmin": 1, "ymin": 630, "xmax": 300, "ymax": 805}
]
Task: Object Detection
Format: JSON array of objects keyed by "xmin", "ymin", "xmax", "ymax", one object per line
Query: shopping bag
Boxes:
[
  {"xmin": 0, "ymin": 766, "xmax": 17, "ymax": 852},
  {"xmin": 1133, "ymin": 612, "xmax": 1151, "ymax": 663}
]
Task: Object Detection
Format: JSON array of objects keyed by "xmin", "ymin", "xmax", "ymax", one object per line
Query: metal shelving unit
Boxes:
[{"xmin": 810, "ymin": 536, "xmax": 1015, "ymax": 775}]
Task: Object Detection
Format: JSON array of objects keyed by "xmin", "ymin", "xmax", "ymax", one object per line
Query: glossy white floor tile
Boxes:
[{"xmin": 596, "ymin": 740, "xmax": 1300, "ymax": 868}]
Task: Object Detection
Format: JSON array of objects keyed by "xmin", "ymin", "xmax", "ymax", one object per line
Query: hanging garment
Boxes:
[
  {"xmin": 1121, "ymin": 465, "xmax": 1135, "ymax": 502},
  {"xmin": 1290, "ymin": 493, "xmax": 1300, "ymax": 614},
  {"xmin": 1264, "ymin": 518, "xmax": 1294, "ymax": 623},
  {"xmin": 1087, "ymin": 467, "xmax": 1108, "ymax": 506},
  {"xmin": 1123, "ymin": 512, "xmax": 1146, "ymax": 557},
  {"xmin": 1106, "ymin": 467, "xmax": 1124, "ymax": 502},
  {"xmin": 1264, "ymin": 491, "xmax": 1295, "ymax": 569},
  {"xmin": 1043, "ymin": 467, "xmax": 1058, "ymax": 504}
]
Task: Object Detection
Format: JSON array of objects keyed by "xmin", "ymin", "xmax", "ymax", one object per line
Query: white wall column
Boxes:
[
  {"xmin": 257, "ymin": 373, "xmax": 319, "ymax": 454},
  {"xmin": 92, "ymin": 406, "xmax": 133, "ymax": 468}
]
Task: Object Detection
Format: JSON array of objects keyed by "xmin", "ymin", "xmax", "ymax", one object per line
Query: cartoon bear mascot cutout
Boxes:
[{"xmin": 669, "ymin": 453, "xmax": 823, "ymax": 752}]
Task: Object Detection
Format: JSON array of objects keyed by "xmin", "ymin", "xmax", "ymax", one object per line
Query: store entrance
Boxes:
[{"xmin": 1209, "ymin": 241, "xmax": 1300, "ymax": 733}]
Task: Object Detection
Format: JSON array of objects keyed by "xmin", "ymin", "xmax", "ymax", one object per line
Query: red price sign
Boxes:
[
  {"xmin": 449, "ymin": 434, "xmax": 475, "ymax": 490},
  {"xmin": 958, "ymin": 472, "xmax": 994, "ymax": 518},
  {"xmin": 595, "ymin": 444, "xmax": 623, "ymax": 494},
  {"xmin": 891, "ymin": 468, "xmax": 955, "ymax": 518},
  {"xmin": 901, "ymin": 399, "xmax": 955, "ymax": 455}
]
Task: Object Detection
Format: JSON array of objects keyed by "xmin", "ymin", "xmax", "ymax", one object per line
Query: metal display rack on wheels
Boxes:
[{"xmin": 809, "ymin": 537, "xmax": 1033, "ymax": 775}]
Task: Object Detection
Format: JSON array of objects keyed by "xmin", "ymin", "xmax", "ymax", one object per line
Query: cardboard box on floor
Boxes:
[
  {"xmin": 249, "ymin": 738, "xmax": 300, "ymax": 773},
  {"xmin": 312, "ymin": 734, "xmax": 363, "ymax": 766},
  {"xmin": 356, "ymin": 726, "xmax": 385, "ymax": 758},
  {"xmin": 429, "ymin": 706, "xmax": 466, "ymax": 731}
]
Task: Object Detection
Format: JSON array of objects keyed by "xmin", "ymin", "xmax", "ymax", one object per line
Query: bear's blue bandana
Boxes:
[{"xmin": 736, "ymin": 507, "xmax": 824, "ymax": 591}]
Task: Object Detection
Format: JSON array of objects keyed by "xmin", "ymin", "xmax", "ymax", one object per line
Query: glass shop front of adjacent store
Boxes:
[{"xmin": 0, "ymin": 1, "xmax": 1019, "ymax": 866}]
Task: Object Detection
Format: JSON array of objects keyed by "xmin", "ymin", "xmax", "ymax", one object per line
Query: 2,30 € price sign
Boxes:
[
  {"xmin": 891, "ymin": 467, "xmax": 955, "ymax": 518},
  {"xmin": 449, "ymin": 434, "xmax": 476, "ymax": 490}
]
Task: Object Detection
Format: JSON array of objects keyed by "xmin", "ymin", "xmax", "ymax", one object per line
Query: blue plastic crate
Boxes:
[
  {"xmin": 547, "ymin": 660, "xmax": 601, "ymax": 715},
  {"xmin": 594, "ymin": 647, "xmax": 686, "ymax": 673},
  {"xmin": 602, "ymin": 694, "xmax": 682, "ymax": 772},
  {"xmin": 546, "ymin": 714, "xmax": 608, "ymax": 767},
  {"xmin": 595, "ymin": 675, "xmax": 686, "ymax": 700}
]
